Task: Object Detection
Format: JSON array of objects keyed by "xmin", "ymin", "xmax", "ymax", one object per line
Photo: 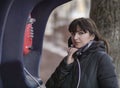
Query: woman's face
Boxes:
[{"xmin": 71, "ymin": 25, "xmax": 94, "ymax": 48}]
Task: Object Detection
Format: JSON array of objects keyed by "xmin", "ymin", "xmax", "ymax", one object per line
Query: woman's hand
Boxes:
[{"xmin": 66, "ymin": 47, "xmax": 78, "ymax": 64}]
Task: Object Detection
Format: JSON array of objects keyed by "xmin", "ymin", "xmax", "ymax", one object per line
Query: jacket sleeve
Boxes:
[
  {"xmin": 97, "ymin": 53, "xmax": 119, "ymax": 88},
  {"xmin": 45, "ymin": 56, "xmax": 74, "ymax": 88}
]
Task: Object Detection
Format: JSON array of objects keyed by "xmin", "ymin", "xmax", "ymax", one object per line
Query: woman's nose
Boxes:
[{"xmin": 74, "ymin": 33, "xmax": 79, "ymax": 40}]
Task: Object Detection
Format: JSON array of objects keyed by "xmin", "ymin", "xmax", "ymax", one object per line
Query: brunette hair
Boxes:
[{"xmin": 68, "ymin": 18, "xmax": 109, "ymax": 53}]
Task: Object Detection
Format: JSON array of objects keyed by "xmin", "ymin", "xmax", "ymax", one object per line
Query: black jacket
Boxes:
[{"xmin": 46, "ymin": 41, "xmax": 119, "ymax": 88}]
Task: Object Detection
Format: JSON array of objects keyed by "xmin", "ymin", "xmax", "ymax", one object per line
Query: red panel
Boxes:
[{"xmin": 23, "ymin": 16, "xmax": 35, "ymax": 55}]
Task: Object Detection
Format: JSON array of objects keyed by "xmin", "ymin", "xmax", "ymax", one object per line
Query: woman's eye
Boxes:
[{"xmin": 78, "ymin": 32, "xmax": 84, "ymax": 35}]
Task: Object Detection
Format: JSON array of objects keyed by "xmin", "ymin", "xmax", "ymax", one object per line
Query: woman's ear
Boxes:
[{"xmin": 90, "ymin": 34, "xmax": 95, "ymax": 40}]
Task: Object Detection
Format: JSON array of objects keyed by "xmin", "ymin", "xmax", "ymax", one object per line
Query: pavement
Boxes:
[{"xmin": 40, "ymin": 49, "xmax": 64, "ymax": 83}]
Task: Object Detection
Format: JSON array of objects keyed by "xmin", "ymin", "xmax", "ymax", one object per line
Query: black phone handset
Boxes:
[
  {"xmin": 68, "ymin": 37, "xmax": 81, "ymax": 88},
  {"xmin": 68, "ymin": 37, "xmax": 81, "ymax": 58}
]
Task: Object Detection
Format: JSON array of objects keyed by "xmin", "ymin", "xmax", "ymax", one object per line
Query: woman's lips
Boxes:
[{"xmin": 75, "ymin": 41, "xmax": 80, "ymax": 43}]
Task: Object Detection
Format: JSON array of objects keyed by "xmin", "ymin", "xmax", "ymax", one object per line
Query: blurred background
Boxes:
[{"xmin": 39, "ymin": 0, "xmax": 120, "ymax": 85}]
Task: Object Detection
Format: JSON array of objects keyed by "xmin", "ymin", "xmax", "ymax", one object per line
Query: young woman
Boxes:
[{"xmin": 45, "ymin": 18, "xmax": 119, "ymax": 88}]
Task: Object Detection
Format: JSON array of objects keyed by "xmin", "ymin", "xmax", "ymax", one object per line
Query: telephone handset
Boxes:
[
  {"xmin": 68, "ymin": 37, "xmax": 81, "ymax": 58},
  {"xmin": 68, "ymin": 37, "xmax": 73, "ymax": 47}
]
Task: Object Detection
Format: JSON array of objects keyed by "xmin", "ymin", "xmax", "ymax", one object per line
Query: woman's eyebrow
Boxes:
[{"xmin": 77, "ymin": 30, "xmax": 84, "ymax": 32}]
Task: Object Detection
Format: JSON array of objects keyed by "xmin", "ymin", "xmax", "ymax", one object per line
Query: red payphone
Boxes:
[{"xmin": 23, "ymin": 15, "xmax": 35, "ymax": 55}]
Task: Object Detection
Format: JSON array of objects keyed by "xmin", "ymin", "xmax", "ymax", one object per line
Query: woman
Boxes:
[{"xmin": 45, "ymin": 18, "xmax": 119, "ymax": 88}]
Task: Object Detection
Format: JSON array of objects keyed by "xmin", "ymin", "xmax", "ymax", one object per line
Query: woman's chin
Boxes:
[{"xmin": 74, "ymin": 45, "xmax": 82, "ymax": 49}]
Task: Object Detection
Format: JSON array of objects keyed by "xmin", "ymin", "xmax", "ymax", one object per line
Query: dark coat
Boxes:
[{"xmin": 45, "ymin": 41, "xmax": 119, "ymax": 88}]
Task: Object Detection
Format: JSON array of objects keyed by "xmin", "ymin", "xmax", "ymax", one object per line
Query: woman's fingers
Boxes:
[{"xmin": 67, "ymin": 47, "xmax": 78, "ymax": 56}]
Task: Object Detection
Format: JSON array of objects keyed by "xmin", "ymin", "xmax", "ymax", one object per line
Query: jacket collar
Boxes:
[{"xmin": 76, "ymin": 40, "xmax": 106, "ymax": 57}]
